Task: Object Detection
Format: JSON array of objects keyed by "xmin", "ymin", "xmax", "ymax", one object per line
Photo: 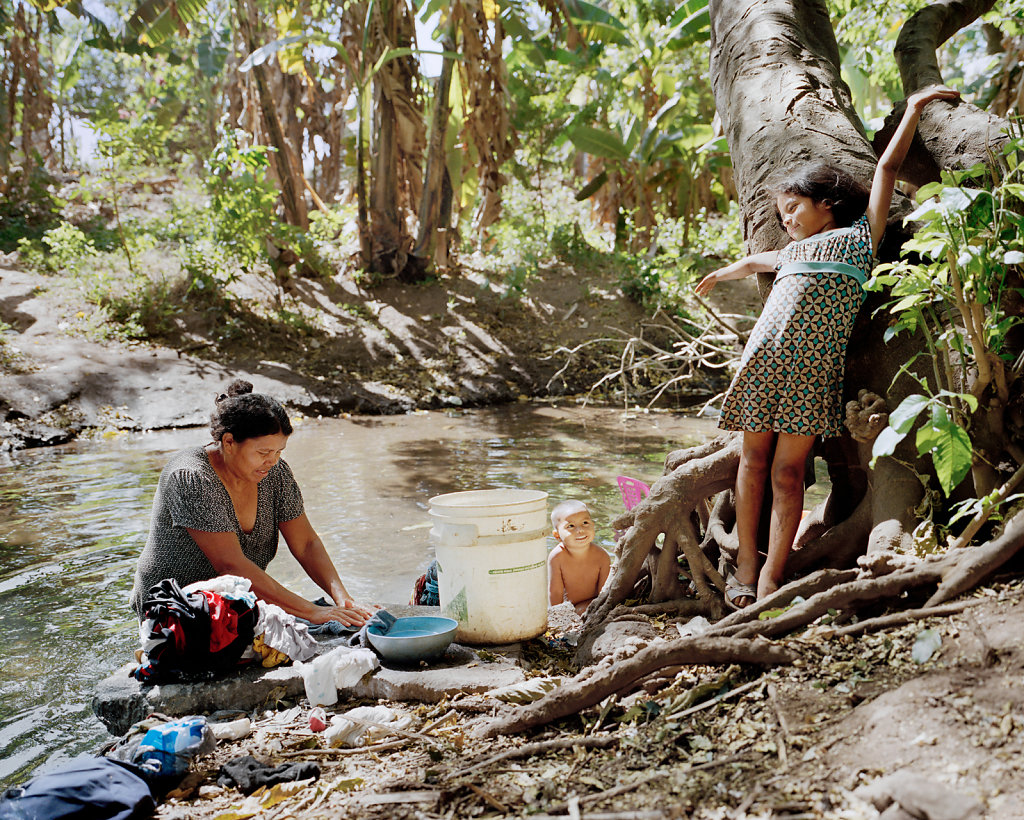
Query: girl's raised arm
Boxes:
[
  {"xmin": 695, "ymin": 250, "xmax": 779, "ymax": 296},
  {"xmin": 865, "ymin": 86, "xmax": 960, "ymax": 251}
]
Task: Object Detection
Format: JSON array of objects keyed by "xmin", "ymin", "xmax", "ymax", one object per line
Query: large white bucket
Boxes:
[{"xmin": 429, "ymin": 489, "xmax": 549, "ymax": 644}]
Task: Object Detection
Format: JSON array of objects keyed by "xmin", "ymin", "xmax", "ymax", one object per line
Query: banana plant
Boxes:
[{"xmin": 554, "ymin": 0, "xmax": 719, "ymax": 250}]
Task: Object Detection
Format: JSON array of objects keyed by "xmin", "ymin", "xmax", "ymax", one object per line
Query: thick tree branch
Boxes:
[
  {"xmin": 475, "ymin": 636, "xmax": 797, "ymax": 737},
  {"xmin": 878, "ymin": 0, "xmax": 1009, "ymax": 185},
  {"xmin": 895, "ymin": 0, "xmax": 999, "ymax": 91}
]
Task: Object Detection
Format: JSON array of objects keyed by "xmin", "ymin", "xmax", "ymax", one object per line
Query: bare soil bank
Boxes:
[{"xmin": 0, "ymin": 254, "xmax": 763, "ymax": 449}]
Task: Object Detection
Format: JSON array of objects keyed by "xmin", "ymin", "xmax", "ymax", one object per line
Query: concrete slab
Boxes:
[{"xmin": 92, "ymin": 605, "xmax": 527, "ymax": 736}]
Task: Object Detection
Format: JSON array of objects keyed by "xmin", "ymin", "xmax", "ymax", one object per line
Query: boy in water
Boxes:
[{"xmin": 548, "ymin": 500, "xmax": 611, "ymax": 615}]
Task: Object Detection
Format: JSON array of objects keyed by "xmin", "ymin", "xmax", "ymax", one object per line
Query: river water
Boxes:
[{"xmin": 0, "ymin": 404, "xmax": 730, "ymax": 789}]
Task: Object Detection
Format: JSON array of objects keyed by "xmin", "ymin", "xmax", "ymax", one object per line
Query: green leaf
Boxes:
[
  {"xmin": 575, "ymin": 171, "xmax": 608, "ymax": 200},
  {"xmin": 935, "ymin": 389, "xmax": 979, "ymax": 413},
  {"xmin": 908, "ymin": 186, "xmax": 984, "ymax": 222},
  {"xmin": 889, "ymin": 293, "xmax": 928, "ymax": 312},
  {"xmin": 915, "ymin": 406, "xmax": 973, "ymax": 496},
  {"xmin": 870, "ymin": 425, "xmax": 908, "ymax": 466},
  {"xmin": 665, "ymin": 2, "xmax": 710, "ymax": 48},
  {"xmin": 697, "ymin": 135, "xmax": 728, "ymax": 154},
  {"xmin": 668, "ymin": 0, "xmax": 708, "ymax": 26},
  {"xmin": 197, "ymin": 30, "xmax": 228, "ymax": 77},
  {"xmin": 563, "ymin": 0, "xmax": 630, "ymax": 45},
  {"xmin": 569, "ymin": 125, "xmax": 629, "ymax": 160},
  {"xmin": 889, "ymin": 394, "xmax": 930, "ymax": 434}
]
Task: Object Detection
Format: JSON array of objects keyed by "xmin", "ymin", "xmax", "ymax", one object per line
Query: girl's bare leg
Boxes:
[
  {"xmin": 759, "ymin": 431, "xmax": 816, "ymax": 599},
  {"xmin": 734, "ymin": 431, "xmax": 776, "ymax": 601}
]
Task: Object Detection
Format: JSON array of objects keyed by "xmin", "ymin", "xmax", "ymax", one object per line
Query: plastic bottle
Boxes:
[{"xmin": 133, "ymin": 716, "xmax": 215, "ymax": 777}]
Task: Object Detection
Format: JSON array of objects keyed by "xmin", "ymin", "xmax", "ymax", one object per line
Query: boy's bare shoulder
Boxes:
[{"xmin": 589, "ymin": 544, "xmax": 612, "ymax": 566}]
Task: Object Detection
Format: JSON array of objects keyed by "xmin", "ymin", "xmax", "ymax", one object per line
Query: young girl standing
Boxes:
[{"xmin": 695, "ymin": 86, "xmax": 960, "ymax": 608}]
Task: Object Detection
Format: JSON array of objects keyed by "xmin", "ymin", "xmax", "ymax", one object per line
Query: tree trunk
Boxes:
[
  {"xmin": 707, "ymin": 0, "xmax": 883, "ymax": 260},
  {"xmin": 873, "ymin": 0, "xmax": 1009, "ymax": 185},
  {"xmin": 413, "ymin": 38, "xmax": 456, "ymax": 268},
  {"xmin": 585, "ymin": 0, "xmax": 1013, "ymax": 636},
  {"xmin": 238, "ymin": 0, "xmax": 308, "ymax": 230},
  {"xmin": 366, "ymin": 0, "xmax": 425, "ymax": 280},
  {"xmin": 706, "ymin": 0, "xmax": 980, "ymax": 556}
]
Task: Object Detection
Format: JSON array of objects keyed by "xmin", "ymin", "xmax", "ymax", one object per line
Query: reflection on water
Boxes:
[{"xmin": 0, "ymin": 404, "xmax": 726, "ymax": 788}]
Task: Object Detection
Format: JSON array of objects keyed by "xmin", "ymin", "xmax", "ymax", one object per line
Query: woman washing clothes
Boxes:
[
  {"xmin": 129, "ymin": 379, "xmax": 374, "ymax": 626},
  {"xmin": 695, "ymin": 86, "xmax": 960, "ymax": 608}
]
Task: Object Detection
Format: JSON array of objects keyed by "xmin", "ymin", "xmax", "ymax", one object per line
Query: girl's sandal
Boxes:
[{"xmin": 725, "ymin": 575, "xmax": 756, "ymax": 611}]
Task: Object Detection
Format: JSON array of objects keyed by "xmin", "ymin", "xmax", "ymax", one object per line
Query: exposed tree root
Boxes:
[
  {"xmin": 585, "ymin": 433, "xmax": 742, "ymax": 630},
  {"xmin": 522, "ymin": 509, "xmax": 1024, "ymax": 740},
  {"xmin": 926, "ymin": 506, "xmax": 1024, "ymax": 606},
  {"xmin": 476, "ymin": 636, "xmax": 796, "ymax": 738},
  {"xmin": 593, "ymin": 391, "xmax": 908, "ymax": 637},
  {"xmin": 831, "ymin": 598, "xmax": 985, "ymax": 638},
  {"xmin": 608, "ymin": 600, "xmax": 708, "ymax": 620},
  {"xmin": 786, "ymin": 494, "xmax": 873, "ymax": 575}
]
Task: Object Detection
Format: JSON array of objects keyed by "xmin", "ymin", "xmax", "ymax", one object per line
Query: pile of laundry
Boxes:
[{"xmin": 133, "ymin": 575, "xmax": 327, "ymax": 683}]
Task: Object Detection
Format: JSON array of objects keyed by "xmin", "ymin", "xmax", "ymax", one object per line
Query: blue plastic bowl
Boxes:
[{"xmin": 366, "ymin": 616, "xmax": 458, "ymax": 663}]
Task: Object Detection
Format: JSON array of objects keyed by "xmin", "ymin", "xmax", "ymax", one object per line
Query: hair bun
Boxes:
[
  {"xmin": 215, "ymin": 379, "xmax": 254, "ymax": 407},
  {"xmin": 227, "ymin": 379, "xmax": 254, "ymax": 397}
]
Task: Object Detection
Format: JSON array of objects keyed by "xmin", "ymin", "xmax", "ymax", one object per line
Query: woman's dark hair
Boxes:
[
  {"xmin": 770, "ymin": 163, "xmax": 870, "ymax": 228},
  {"xmin": 210, "ymin": 379, "xmax": 292, "ymax": 443}
]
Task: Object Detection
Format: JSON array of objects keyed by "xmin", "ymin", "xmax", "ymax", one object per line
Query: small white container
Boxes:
[{"xmin": 211, "ymin": 717, "xmax": 252, "ymax": 742}]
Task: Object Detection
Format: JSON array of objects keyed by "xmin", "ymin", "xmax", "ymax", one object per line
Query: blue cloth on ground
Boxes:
[
  {"xmin": 419, "ymin": 560, "xmax": 439, "ymax": 606},
  {"xmin": 0, "ymin": 757, "xmax": 155, "ymax": 820},
  {"xmin": 348, "ymin": 609, "xmax": 397, "ymax": 649}
]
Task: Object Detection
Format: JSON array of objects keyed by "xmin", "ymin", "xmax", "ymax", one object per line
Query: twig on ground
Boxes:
[
  {"xmin": 465, "ymin": 783, "xmax": 508, "ymax": 812},
  {"xmin": 279, "ymin": 739, "xmax": 408, "ymax": 757},
  {"xmin": 663, "ymin": 677, "xmax": 763, "ymax": 721},
  {"xmin": 767, "ymin": 682, "xmax": 790, "ymax": 769},
  {"xmin": 453, "ymin": 735, "xmax": 620, "ymax": 777},
  {"xmin": 421, "ymin": 709, "xmax": 458, "ymax": 734},
  {"xmin": 831, "ymin": 598, "xmax": 984, "ymax": 637},
  {"xmin": 545, "ymin": 772, "xmax": 666, "ymax": 814}
]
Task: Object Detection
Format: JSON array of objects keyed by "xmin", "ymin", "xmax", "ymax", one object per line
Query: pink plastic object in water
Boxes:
[
  {"xmin": 614, "ymin": 476, "xmax": 651, "ymax": 542},
  {"xmin": 616, "ymin": 476, "xmax": 651, "ymax": 511}
]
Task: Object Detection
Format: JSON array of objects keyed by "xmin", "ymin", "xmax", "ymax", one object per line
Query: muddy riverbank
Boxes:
[{"xmin": 0, "ymin": 254, "xmax": 760, "ymax": 449}]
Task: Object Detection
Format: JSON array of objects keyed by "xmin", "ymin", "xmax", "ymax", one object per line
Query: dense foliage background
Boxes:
[{"xmin": 2, "ymin": 0, "xmax": 1023, "ymax": 528}]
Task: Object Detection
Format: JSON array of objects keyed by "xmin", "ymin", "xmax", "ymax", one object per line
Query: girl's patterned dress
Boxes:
[{"xmin": 719, "ymin": 214, "xmax": 873, "ymax": 437}]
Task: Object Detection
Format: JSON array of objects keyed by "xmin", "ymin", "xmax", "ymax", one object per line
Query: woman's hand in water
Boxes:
[
  {"xmin": 305, "ymin": 599, "xmax": 377, "ymax": 627},
  {"xmin": 907, "ymin": 85, "xmax": 960, "ymax": 112}
]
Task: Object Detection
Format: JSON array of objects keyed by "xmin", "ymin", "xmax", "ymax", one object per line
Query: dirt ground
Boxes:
[{"xmin": 141, "ymin": 579, "xmax": 1023, "ymax": 820}]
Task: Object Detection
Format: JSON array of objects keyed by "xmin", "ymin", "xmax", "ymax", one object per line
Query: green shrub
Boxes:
[
  {"xmin": 17, "ymin": 221, "xmax": 96, "ymax": 274},
  {"xmin": 205, "ymin": 129, "xmax": 277, "ymax": 267},
  {"xmin": 0, "ymin": 166, "xmax": 62, "ymax": 252}
]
